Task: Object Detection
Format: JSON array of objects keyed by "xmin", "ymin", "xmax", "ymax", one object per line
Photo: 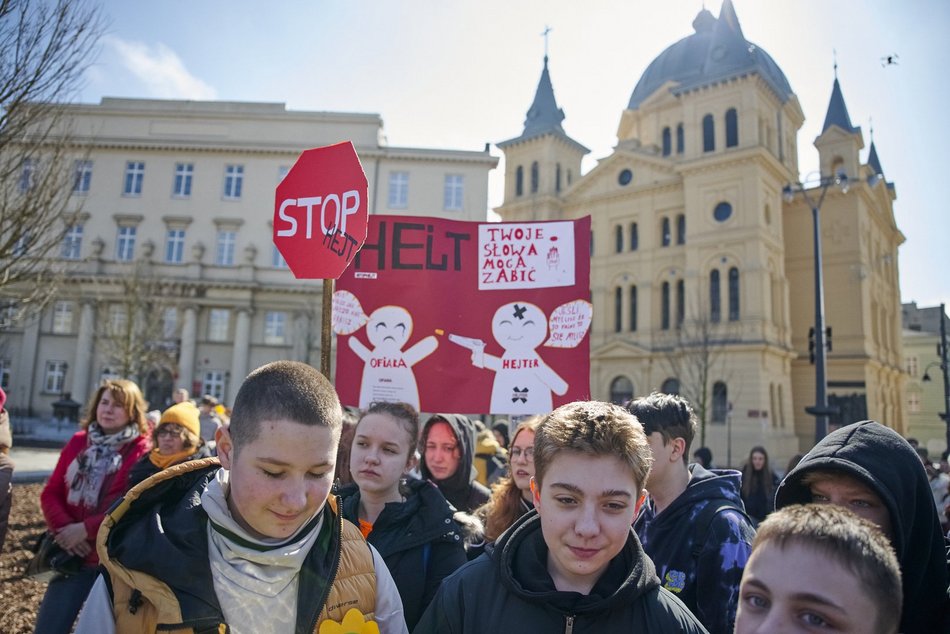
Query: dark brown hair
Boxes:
[{"xmin": 624, "ymin": 391, "xmax": 696, "ymax": 463}]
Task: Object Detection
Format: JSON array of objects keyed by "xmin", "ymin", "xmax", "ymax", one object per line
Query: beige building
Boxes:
[
  {"xmin": 1, "ymin": 97, "xmax": 496, "ymax": 414},
  {"xmin": 902, "ymin": 302, "xmax": 950, "ymax": 457},
  {"xmin": 495, "ymin": 0, "xmax": 905, "ymax": 463}
]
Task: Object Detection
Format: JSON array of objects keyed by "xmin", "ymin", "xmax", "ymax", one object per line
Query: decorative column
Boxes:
[
  {"xmin": 292, "ymin": 311, "xmax": 309, "ymax": 362},
  {"xmin": 71, "ymin": 301, "xmax": 96, "ymax": 401},
  {"xmin": 228, "ymin": 308, "xmax": 252, "ymax": 404},
  {"xmin": 178, "ymin": 305, "xmax": 198, "ymax": 393}
]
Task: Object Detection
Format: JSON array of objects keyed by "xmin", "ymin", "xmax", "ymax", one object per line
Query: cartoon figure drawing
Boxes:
[
  {"xmin": 451, "ymin": 301, "xmax": 568, "ymax": 414},
  {"xmin": 348, "ymin": 305, "xmax": 437, "ymax": 410}
]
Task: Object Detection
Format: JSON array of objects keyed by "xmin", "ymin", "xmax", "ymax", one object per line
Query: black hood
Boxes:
[
  {"xmin": 419, "ymin": 414, "xmax": 478, "ymax": 508},
  {"xmin": 775, "ymin": 420, "xmax": 948, "ymax": 633},
  {"xmin": 492, "ymin": 509, "xmax": 659, "ymax": 615}
]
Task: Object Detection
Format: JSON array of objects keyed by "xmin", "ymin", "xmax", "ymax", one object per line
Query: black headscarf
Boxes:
[{"xmin": 419, "ymin": 414, "xmax": 489, "ymax": 513}]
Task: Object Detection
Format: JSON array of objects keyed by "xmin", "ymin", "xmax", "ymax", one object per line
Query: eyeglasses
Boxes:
[
  {"xmin": 156, "ymin": 427, "xmax": 183, "ymax": 438},
  {"xmin": 510, "ymin": 446, "xmax": 534, "ymax": 461}
]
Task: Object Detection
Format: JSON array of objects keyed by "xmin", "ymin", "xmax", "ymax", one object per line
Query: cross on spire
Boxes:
[
  {"xmin": 542, "ymin": 25, "xmax": 552, "ymax": 59},
  {"xmin": 833, "ymin": 49, "xmax": 838, "ymax": 79}
]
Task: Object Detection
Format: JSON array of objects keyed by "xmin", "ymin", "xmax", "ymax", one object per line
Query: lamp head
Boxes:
[
  {"xmin": 782, "ymin": 184, "xmax": 795, "ymax": 203},
  {"xmin": 923, "ymin": 372, "xmax": 932, "ymax": 383},
  {"xmin": 835, "ymin": 172, "xmax": 850, "ymax": 194}
]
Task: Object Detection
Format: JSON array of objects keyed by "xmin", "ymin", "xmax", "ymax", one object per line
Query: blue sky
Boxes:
[{"xmin": 79, "ymin": 0, "xmax": 950, "ymax": 309}]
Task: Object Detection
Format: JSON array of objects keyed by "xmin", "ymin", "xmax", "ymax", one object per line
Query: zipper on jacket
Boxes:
[
  {"xmin": 308, "ymin": 497, "xmax": 344, "ymax": 634},
  {"xmin": 564, "ymin": 615, "xmax": 575, "ymax": 634}
]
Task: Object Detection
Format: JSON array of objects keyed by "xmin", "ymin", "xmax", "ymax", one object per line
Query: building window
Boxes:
[
  {"xmin": 661, "ymin": 217, "xmax": 671, "ymax": 247},
  {"xmin": 108, "ymin": 304, "xmax": 128, "ymax": 334},
  {"xmin": 74, "ymin": 160, "xmax": 92, "ymax": 194},
  {"xmin": 556, "ymin": 164, "xmax": 562, "ymax": 193},
  {"xmin": 629, "ymin": 285, "xmax": 638, "ymax": 332},
  {"xmin": 702, "ymin": 114, "xmax": 715, "ymax": 152},
  {"xmin": 609, "ymin": 376, "xmax": 634, "ymax": 405},
  {"xmin": 614, "ymin": 287, "xmax": 622, "ymax": 333},
  {"xmin": 729, "ymin": 267, "xmax": 740, "ymax": 321},
  {"xmin": 908, "ymin": 391, "xmax": 921, "ymax": 413},
  {"xmin": 272, "ymin": 244, "xmax": 288, "ymax": 269},
  {"xmin": 615, "ymin": 226, "xmax": 623, "ymax": 253},
  {"xmin": 515, "ymin": 166, "xmax": 524, "ymax": 197},
  {"xmin": 906, "ymin": 356, "xmax": 919, "ymax": 376},
  {"xmin": 676, "ymin": 123, "xmax": 684, "ymax": 154},
  {"xmin": 725, "ymin": 108, "xmax": 738, "ymax": 148},
  {"xmin": 530, "ymin": 162, "xmax": 539, "ymax": 194},
  {"xmin": 52, "ymin": 301, "xmax": 74, "ymax": 334},
  {"xmin": 712, "ymin": 381, "xmax": 728, "ymax": 423},
  {"xmin": 0, "ymin": 304, "xmax": 15, "ymax": 329},
  {"xmin": 661, "ymin": 378, "xmax": 680, "ymax": 395},
  {"xmin": 208, "ymin": 309, "xmax": 230, "ymax": 341},
  {"xmin": 116, "ymin": 226, "xmax": 136, "ymax": 261},
  {"xmin": 44, "ymin": 361, "xmax": 68, "ymax": 394},
  {"xmin": 61, "ymin": 223, "xmax": 83, "ymax": 260},
  {"xmin": 165, "ymin": 228, "xmax": 185, "ymax": 264},
  {"xmin": 662, "ymin": 127, "xmax": 671, "ymax": 156},
  {"xmin": 124, "ymin": 161, "xmax": 144, "ymax": 195},
  {"xmin": 223, "ymin": 165, "xmax": 243, "ymax": 199},
  {"xmin": 202, "ymin": 370, "xmax": 226, "ymax": 402},
  {"xmin": 714, "ymin": 202, "xmax": 733, "ymax": 222},
  {"xmin": 264, "ymin": 311, "xmax": 287, "ymax": 344},
  {"xmin": 388, "ymin": 171, "xmax": 408, "ymax": 208},
  {"xmin": 162, "ymin": 307, "xmax": 177, "ymax": 339},
  {"xmin": 676, "ymin": 214, "xmax": 686, "ymax": 245},
  {"xmin": 174, "ymin": 163, "xmax": 193, "ymax": 197},
  {"xmin": 618, "ymin": 169, "xmax": 633, "ymax": 186},
  {"xmin": 710, "ymin": 269, "xmax": 722, "ymax": 323},
  {"xmin": 100, "ymin": 366, "xmax": 120, "ymax": 382},
  {"xmin": 19, "ymin": 159, "xmax": 36, "ymax": 192},
  {"xmin": 215, "ymin": 230, "xmax": 236, "ymax": 266},
  {"xmin": 661, "ymin": 281, "xmax": 671, "ymax": 330},
  {"xmin": 0, "ymin": 359, "xmax": 10, "ymax": 390},
  {"xmin": 676, "ymin": 279, "xmax": 685, "ymax": 327},
  {"xmin": 629, "ymin": 223, "xmax": 638, "ymax": 251},
  {"xmin": 443, "ymin": 174, "xmax": 464, "ymax": 211}
]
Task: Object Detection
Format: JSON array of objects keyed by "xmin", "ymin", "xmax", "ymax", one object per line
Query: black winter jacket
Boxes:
[
  {"xmin": 413, "ymin": 509, "xmax": 708, "ymax": 633},
  {"xmin": 339, "ymin": 477, "xmax": 466, "ymax": 630}
]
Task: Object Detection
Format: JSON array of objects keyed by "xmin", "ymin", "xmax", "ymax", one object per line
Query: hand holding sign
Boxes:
[
  {"xmin": 332, "ymin": 290, "xmax": 368, "ymax": 335},
  {"xmin": 545, "ymin": 300, "xmax": 593, "ymax": 348}
]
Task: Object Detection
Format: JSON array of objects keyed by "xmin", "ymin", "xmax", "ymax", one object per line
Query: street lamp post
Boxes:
[
  {"xmin": 784, "ymin": 174, "xmax": 849, "ymax": 444},
  {"xmin": 921, "ymin": 302, "xmax": 950, "ymax": 451}
]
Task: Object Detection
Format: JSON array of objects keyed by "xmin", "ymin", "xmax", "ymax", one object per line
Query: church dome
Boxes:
[{"xmin": 627, "ymin": 1, "xmax": 793, "ymax": 110}]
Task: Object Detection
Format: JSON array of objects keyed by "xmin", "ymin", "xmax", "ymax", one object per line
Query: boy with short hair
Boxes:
[
  {"xmin": 76, "ymin": 361, "xmax": 408, "ymax": 634},
  {"xmin": 412, "ymin": 401, "xmax": 708, "ymax": 633},
  {"xmin": 734, "ymin": 504, "xmax": 902, "ymax": 634},
  {"xmin": 628, "ymin": 392, "xmax": 754, "ymax": 634},
  {"xmin": 775, "ymin": 419, "xmax": 950, "ymax": 632}
]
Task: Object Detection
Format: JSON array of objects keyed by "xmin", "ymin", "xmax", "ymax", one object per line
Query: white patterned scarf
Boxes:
[{"xmin": 65, "ymin": 423, "xmax": 139, "ymax": 508}]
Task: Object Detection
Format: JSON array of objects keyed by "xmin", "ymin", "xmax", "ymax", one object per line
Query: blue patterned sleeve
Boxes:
[{"xmin": 693, "ymin": 510, "xmax": 754, "ymax": 634}]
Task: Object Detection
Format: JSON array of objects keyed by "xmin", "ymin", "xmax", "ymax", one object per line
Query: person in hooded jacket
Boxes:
[
  {"xmin": 418, "ymin": 414, "xmax": 490, "ymax": 514},
  {"xmin": 628, "ymin": 392, "xmax": 755, "ymax": 634},
  {"xmin": 338, "ymin": 402, "xmax": 467, "ymax": 630},
  {"xmin": 775, "ymin": 419, "xmax": 950, "ymax": 633},
  {"xmin": 413, "ymin": 401, "xmax": 708, "ymax": 634}
]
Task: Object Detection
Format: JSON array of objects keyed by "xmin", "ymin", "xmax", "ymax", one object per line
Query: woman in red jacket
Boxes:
[{"xmin": 35, "ymin": 379, "xmax": 151, "ymax": 634}]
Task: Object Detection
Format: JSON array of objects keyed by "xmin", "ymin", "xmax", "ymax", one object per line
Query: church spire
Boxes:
[
  {"xmin": 521, "ymin": 54, "xmax": 566, "ymax": 138},
  {"xmin": 822, "ymin": 74, "xmax": 860, "ymax": 134}
]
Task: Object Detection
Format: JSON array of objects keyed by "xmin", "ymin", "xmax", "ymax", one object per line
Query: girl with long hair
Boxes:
[
  {"xmin": 36, "ymin": 379, "xmax": 151, "ymax": 633},
  {"xmin": 740, "ymin": 445, "xmax": 780, "ymax": 524},
  {"xmin": 478, "ymin": 417, "xmax": 540, "ymax": 542}
]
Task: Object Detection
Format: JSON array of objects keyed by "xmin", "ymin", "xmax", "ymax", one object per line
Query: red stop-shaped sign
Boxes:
[{"xmin": 274, "ymin": 141, "xmax": 368, "ymax": 279}]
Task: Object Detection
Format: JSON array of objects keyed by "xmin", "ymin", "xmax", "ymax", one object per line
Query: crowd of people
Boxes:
[{"xmin": 16, "ymin": 364, "xmax": 950, "ymax": 633}]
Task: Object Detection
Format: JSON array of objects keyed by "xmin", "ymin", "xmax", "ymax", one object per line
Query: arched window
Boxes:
[
  {"xmin": 530, "ymin": 161, "xmax": 539, "ymax": 194},
  {"xmin": 676, "ymin": 279, "xmax": 685, "ymax": 327},
  {"xmin": 556, "ymin": 163, "xmax": 562, "ymax": 193},
  {"xmin": 661, "ymin": 217, "xmax": 671, "ymax": 247},
  {"xmin": 609, "ymin": 376, "xmax": 634, "ymax": 405},
  {"xmin": 614, "ymin": 286, "xmax": 622, "ymax": 333},
  {"xmin": 661, "ymin": 378, "xmax": 680, "ymax": 395},
  {"xmin": 725, "ymin": 108, "xmax": 738, "ymax": 148},
  {"xmin": 515, "ymin": 166, "xmax": 523, "ymax": 197},
  {"xmin": 629, "ymin": 284, "xmax": 638, "ymax": 331},
  {"xmin": 676, "ymin": 214, "xmax": 686, "ymax": 245},
  {"xmin": 615, "ymin": 225, "xmax": 623, "ymax": 253},
  {"xmin": 629, "ymin": 222, "xmax": 639, "ymax": 251},
  {"xmin": 676, "ymin": 123, "xmax": 684, "ymax": 154},
  {"xmin": 710, "ymin": 269, "xmax": 721, "ymax": 323},
  {"xmin": 661, "ymin": 281, "xmax": 671, "ymax": 330},
  {"xmin": 703, "ymin": 114, "xmax": 715, "ymax": 152},
  {"xmin": 729, "ymin": 267, "xmax": 740, "ymax": 321},
  {"xmin": 712, "ymin": 381, "xmax": 728, "ymax": 423},
  {"xmin": 662, "ymin": 127, "xmax": 672, "ymax": 156}
]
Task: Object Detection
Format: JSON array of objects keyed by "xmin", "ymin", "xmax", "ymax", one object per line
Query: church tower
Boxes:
[
  {"xmin": 814, "ymin": 70, "xmax": 864, "ymax": 180},
  {"xmin": 495, "ymin": 55, "xmax": 588, "ymax": 222}
]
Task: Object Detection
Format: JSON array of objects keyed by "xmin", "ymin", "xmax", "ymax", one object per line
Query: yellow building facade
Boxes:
[{"xmin": 495, "ymin": 1, "xmax": 905, "ymax": 464}]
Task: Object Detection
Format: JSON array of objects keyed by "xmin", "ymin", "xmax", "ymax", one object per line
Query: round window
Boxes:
[
  {"xmin": 618, "ymin": 169, "xmax": 633, "ymax": 186},
  {"xmin": 713, "ymin": 202, "xmax": 733, "ymax": 222}
]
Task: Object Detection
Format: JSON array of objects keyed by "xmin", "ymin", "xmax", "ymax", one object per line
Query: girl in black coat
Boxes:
[{"xmin": 339, "ymin": 402, "xmax": 466, "ymax": 630}]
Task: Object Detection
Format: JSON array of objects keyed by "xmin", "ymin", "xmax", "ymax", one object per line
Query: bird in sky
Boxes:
[{"xmin": 881, "ymin": 53, "xmax": 899, "ymax": 67}]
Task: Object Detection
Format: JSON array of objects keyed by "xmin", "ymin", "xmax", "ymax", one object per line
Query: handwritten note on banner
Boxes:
[{"xmin": 333, "ymin": 215, "xmax": 592, "ymax": 415}]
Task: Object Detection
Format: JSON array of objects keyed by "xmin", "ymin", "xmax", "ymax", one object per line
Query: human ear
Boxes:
[
  {"xmin": 531, "ymin": 477, "xmax": 541, "ymax": 507},
  {"xmin": 216, "ymin": 426, "xmax": 234, "ymax": 470},
  {"xmin": 671, "ymin": 437, "xmax": 687, "ymax": 463}
]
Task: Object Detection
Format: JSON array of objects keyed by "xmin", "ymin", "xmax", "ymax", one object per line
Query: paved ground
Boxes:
[{"xmin": 8, "ymin": 447, "xmax": 60, "ymax": 483}]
